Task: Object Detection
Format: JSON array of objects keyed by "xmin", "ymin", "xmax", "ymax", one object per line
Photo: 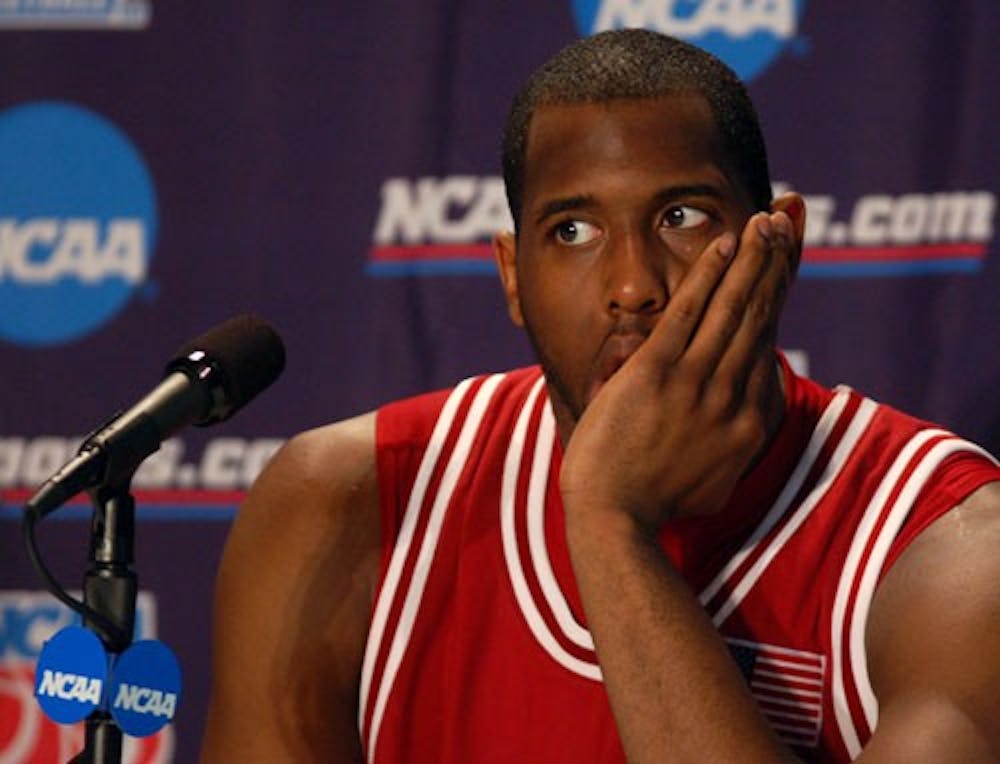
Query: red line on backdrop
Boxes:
[
  {"xmin": 370, "ymin": 244, "xmax": 495, "ymax": 261},
  {"xmin": 369, "ymin": 242, "xmax": 986, "ymax": 263},
  {"xmin": 3, "ymin": 488, "xmax": 247, "ymax": 505},
  {"xmin": 134, "ymin": 489, "xmax": 247, "ymax": 504},
  {"xmin": 804, "ymin": 243, "xmax": 985, "ymax": 262}
]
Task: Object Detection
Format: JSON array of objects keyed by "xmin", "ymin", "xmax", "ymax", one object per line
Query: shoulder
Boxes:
[
  {"xmin": 202, "ymin": 412, "xmax": 381, "ymax": 762},
  {"xmin": 226, "ymin": 412, "xmax": 380, "ymax": 564},
  {"xmin": 869, "ymin": 480, "xmax": 1000, "ymax": 632},
  {"xmin": 255, "ymin": 412, "xmax": 378, "ymax": 510},
  {"xmin": 863, "ymin": 480, "xmax": 1000, "ymax": 760},
  {"xmin": 224, "ymin": 410, "xmax": 383, "ymax": 655}
]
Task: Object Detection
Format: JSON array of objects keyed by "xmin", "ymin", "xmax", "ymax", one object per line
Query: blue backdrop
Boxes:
[{"xmin": 2, "ymin": 2, "xmax": 997, "ymax": 760}]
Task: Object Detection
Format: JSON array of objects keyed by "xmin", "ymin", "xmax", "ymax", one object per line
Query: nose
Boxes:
[{"xmin": 604, "ymin": 231, "xmax": 667, "ymax": 315}]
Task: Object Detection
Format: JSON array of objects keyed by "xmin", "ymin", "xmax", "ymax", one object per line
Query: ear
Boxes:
[{"xmin": 493, "ymin": 230, "xmax": 524, "ymax": 327}]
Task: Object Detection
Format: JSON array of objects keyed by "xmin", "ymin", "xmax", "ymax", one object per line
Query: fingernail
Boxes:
[
  {"xmin": 718, "ymin": 233, "xmax": 736, "ymax": 260},
  {"xmin": 786, "ymin": 197, "xmax": 804, "ymax": 221}
]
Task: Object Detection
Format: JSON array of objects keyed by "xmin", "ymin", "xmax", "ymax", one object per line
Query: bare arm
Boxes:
[
  {"xmin": 860, "ymin": 481, "xmax": 1000, "ymax": 762},
  {"xmin": 565, "ymin": 480, "xmax": 1000, "ymax": 763},
  {"xmin": 200, "ymin": 413, "xmax": 380, "ymax": 762},
  {"xmin": 561, "ymin": 204, "xmax": 803, "ymax": 762}
]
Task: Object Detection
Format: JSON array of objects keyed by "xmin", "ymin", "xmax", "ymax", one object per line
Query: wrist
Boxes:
[{"xmin": 562, "ymin": 494, "xmax": 663, "ymax": 549}]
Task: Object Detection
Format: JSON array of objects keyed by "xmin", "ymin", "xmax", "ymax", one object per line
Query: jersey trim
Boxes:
[
  {"xmin": 698, "ymin": 388, "xmax": 852, "ymax": 608},
  {"xmin": 704, "ymin": 391, "xmax": 872, "ymax": 625},
  {"xmin": 361, "ymin": 373, "xmax": 505, "ymax": 761},
  {"xmin": 529, "ymin": 403, "xmax": 594, "ymax": 649},
  {"xmin": 831, "ymin": 431, "xmax": 999, "ymax": 756},
  {"xmin": 500, "ymin": 375, "xmax": 602, "ymax": 680}
]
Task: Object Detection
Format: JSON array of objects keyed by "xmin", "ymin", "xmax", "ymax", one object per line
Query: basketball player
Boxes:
[{"xmin": 201, "ymin": 30, "xmax": 1000, "ymax": 762}]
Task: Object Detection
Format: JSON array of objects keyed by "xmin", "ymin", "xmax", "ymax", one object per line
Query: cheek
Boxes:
[
  {"xmin": 660, "ymin": 234, "xmax": 712, "ymax": 294},
  {"xmin": 669, "ymin": 237, "xmax": 704, "ymax": 263},
  {"xmin": 519, "ymin": 256, "xmax": 592, "ymax": 316},
  {"xmin": 665, "ymin": 254, "xmax": 692, "ymax": 294},
  {"xmin": 518, "ymin": 262, "xmax": 599, "ymax": 359}
]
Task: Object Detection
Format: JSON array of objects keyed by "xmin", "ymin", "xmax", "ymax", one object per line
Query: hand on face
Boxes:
[{"xmin": 559, "ymin": 201, "xmax": 802, "ymax": 533}]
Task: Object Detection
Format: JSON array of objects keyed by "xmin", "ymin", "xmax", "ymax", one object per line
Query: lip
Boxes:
[{"xmin": 586, "ymin": 331, "xmax": 647, "ymax": 404}]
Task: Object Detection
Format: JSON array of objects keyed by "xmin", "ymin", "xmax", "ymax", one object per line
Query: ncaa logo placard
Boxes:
[
  {"xmin": 108, "ymin": 640, "xmax": 181, "ymax": 737},
  {"xmin": 0, "ymin": 101, "xmax": 158, "ymax": 347},
  {"xmin": 2, "ymin": 591, "xmax": 173, "ymax": 762},
  {"xmin": 34, "ymin": 627, "xmax": 107, "ymax": 724},
  {"xmin": 571, "ymin": 0, "xmax": 808, "ymax": 81}
]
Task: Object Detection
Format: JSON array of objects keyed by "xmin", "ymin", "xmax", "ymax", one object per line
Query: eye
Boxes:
[
  {"xmin": 552, "ymin": 219, "xmax": 601, "ymax": 246},
  {"xmin": 662, "ymin": 205, "xmax": 709, "ymax": 229}
]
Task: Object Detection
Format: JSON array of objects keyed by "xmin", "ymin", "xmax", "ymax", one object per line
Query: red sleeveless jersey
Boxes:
[{"xmin": 361, "ymin": 361, "xmax": 1000, "ymax": 762}]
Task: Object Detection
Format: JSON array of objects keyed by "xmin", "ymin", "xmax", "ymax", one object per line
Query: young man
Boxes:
[{"xmin": 201, "ymin": 30, "xmax": 1000, "ymax": 762}]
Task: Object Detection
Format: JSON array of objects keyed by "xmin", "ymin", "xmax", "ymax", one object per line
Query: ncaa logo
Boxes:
[
  {"xmin": 571, "ymin": 0, "xmax": 808, "ymax": 81},
  {"xmin": 0, "ymin": 101, "xmax": 158, "ymax": 347}
]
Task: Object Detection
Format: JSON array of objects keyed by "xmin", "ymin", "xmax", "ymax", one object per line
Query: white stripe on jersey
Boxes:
[
  {"xmin": 710, "ymin": 396, "xmax": 878, "ymax": 627},
  {"xmin": 359, "ymin": 377, "xmax": 475, "ymax": 733},
  {"xmin": 833, "ymin": 433, "xmax": 999, "ymax": 757},
  {"xmin": 527, "ymin": 402, "xmax": 595, "ymax": 650},
  {"xmin": 500, "ymin": 377, "xmax": 603, "ymax": 680},
  {"xmin": 699, "ymin": 390, "xmax": 852, "ymax": 608},
  {"xmin": 829, "ymin": 427, "xmax": 945, "ymax": 755},
  {"xmin": 364, "ymin": 374, "xmax": 505, "ymax": 761}
]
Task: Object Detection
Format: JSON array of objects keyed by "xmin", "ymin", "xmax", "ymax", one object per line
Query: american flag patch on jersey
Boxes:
[{"xmin": 726, "ymin": 638, "xmax": 826, "ymax": 749}]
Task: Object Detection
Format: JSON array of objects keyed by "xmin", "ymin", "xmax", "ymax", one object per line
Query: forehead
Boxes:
[{"xmin": 521, "ymin": 95, "xmax": 747, "ymax": 217}]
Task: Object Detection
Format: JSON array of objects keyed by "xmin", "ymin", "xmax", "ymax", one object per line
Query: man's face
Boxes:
[{"xmin": 495, "ymin": 95, "xmax": 758, "ymax": 441}]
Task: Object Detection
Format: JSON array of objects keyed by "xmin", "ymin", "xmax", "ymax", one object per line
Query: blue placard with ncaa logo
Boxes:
[
  {"xmin": 108, "ymin": 639, "xmax": 182, "ymax": 737},
  {"xmin": 0, "ymin": 101, "xmax": 158, "ymax": 347},
  {"xmin": 34, "ymin": 626, "xmax": 108, "ymax": 724},
  {"xmin": 571, "ymin": 0, "xmax": 808, "ymax": 81}
]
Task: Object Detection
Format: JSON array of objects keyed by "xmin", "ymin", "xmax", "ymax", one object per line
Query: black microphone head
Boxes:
[{"xmin": 166, "ymin": 314, "xmax": 286, "ymax": 424}]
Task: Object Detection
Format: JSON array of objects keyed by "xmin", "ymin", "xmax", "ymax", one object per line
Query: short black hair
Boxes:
[{"xmin": 501, "ymin": 29, "xmax": 773, "ymax": 230}]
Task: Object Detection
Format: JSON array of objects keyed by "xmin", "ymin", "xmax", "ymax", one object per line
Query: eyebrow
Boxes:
[
  {"xmin": 534, "ymin": 195, "xmax": 593, "ymax": 226},
  {"xmin": 652, "ymin": 184, "xmax": 725, "ymax": 205},
  {"xmin": 533, "ymin": 184, "xmax": 726, "ymax": 226}
]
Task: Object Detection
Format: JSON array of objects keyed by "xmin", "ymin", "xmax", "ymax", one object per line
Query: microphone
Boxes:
[{"xmin": 26, "ymin": 314, "xmax": 286, "ymax": 519}]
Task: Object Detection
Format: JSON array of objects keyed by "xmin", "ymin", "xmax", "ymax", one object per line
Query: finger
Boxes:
[
  {"xmin": 642, "ymin": 231, "xmax": 738, "ymax": 365},
  {"xmin": 682, "ymin": 211, "xmax": 775, "ymax": 374},
  {"xmin": 714, "ymin": 211, "xmax": 797, "ymax": 386}
]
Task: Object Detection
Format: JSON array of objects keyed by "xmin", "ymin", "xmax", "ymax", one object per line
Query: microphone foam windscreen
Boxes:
[{"xmin": 171, "ymin": 314, "xmax": 286, "ymax": 413}]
